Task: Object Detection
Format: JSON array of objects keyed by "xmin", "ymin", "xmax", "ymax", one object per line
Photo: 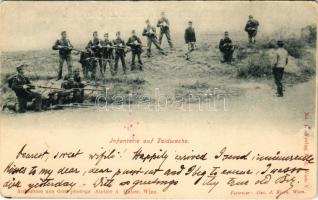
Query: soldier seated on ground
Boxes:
[
  {"xmin": 219, "ymin": 31, "xmax": 234, "ymax": 64},
  {"xmin": 59, "ymin": 72, "xmax": 84, "ymax": 104},
  {"xmin": 9, "ymin": 65, "xmax": 42, "ymax": 113}
]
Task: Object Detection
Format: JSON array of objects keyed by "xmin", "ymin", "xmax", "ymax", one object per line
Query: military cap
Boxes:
[
  {"xmin": 188, "ymin": 21, "xmax": 193, "ymax": 24},
  {"xmin": 61, "ymin": 31, "xmax": 66, "ymax": 35},
  {"xmin": 131, "ymin": 30, "xmax": 136, "ymax": 34},
  {"xmin": 249, "ymin": 15, "xmax": 253, "ymax": 18},
  {"xmin": 224, "ymin": 31, "xmax": 229, "ymax": 35},
  {"xmin": 116, "ymin": 31, "xmax": 121, "ymax": 35},
  {"xmin": 145, "ymin": 19, "xmax": 150, "ymax": 23},
  {"xmin": 104, "ymin": 33, "xmax": 109, "ymax": 36},
  {"xmin": 16, "ymin": 64, "xmax": 27, "ymax": 71}
]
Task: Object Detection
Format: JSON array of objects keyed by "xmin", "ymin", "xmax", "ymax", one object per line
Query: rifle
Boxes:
[
  {"xmin": 29, "ymin": 85, "xmax": 105, "ymax": 92},
  {"xmin": 59, "ymin": 45, "xmax": 85, "ymax": 53}
]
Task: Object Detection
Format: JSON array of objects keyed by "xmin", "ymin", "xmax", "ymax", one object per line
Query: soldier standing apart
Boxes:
[
  {"xmin": 113, "ymin": 31, "xmax": 127, "ymax": 75},
  {"xmin": 219, "ymin": 31, "xmax": 234, "ymax": 64},
  {"xmin": 10, "ymin": 65, "xmax": 42, "ymax": 113},
  {"xmin": 143, "ymin": 19, "xmax": 166, "ymax": 57},
  {"xmin": 184, "ymin": 21, "xmax": 196, "ymax": 60},
  {"xmin": 86, "ymin": 31, "xmax": 102, "ymax": 79},
  {"xmin": 52, "ymin": 31, "xmax": 73, "ymax": 80},
  {"xmin": 157, "ymin": 11, "xmax": 173, "ymax": 49},
  {"xmin": 244, "ymin": 15, "xmax": 259, "ymax": 44},
  {"xmin": 101, "ymin": 33, "xmax": 114, "ymax": 76},
  {"xmin": 273, "ymin": 40, "xmax": 288, "ymax": 97},
  {"xmin": 127, "ymin": 30, "xmax": 143, "ymax": 71}
]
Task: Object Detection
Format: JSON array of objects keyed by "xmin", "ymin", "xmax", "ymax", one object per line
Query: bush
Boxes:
[
  {"xmin": 237, "ymin": 51, "xmax": 272, "ymax": 78},
  {"xmin": 284, "ymin": 38, "xmax": 306, "ymax": 58},
  {"xmin": 301, "ymin": 24, "xmax": 316, "ymax": 47}
]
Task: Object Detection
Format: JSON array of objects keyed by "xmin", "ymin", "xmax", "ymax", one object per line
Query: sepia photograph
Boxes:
[{"xmin": 0, "ymin": 1, "xmax": 316, "ymax": 199}]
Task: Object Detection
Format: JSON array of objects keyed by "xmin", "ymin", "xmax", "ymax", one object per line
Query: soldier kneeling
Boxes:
[
  {"xmin": 219, "ymin": 31, "xmax": 234, "ymax": 64},
  {"xmin": 9, "ymin": 65, "xmax": 42, "ymax": 113}
]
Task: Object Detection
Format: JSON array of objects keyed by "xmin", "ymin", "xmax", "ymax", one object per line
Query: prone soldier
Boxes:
[
  {"xmin": 126, "ymin": 30, "xmax": 143, "ymax": 71},
  {"xmin": 143, "ymin": 19, "xmax": 166, "ymax": 57},
  {"xmin": 86, "ymin": 31, "xmax": 102, "ymax": 79},
  {"xmin": 245, "ymin": 15, "xmax": 259, "ymax": 44},
  {"xmin": 113, "ymin": 31, "xmax": 127, "ymax": 75},
  {"xmin": 157, "ymin": 11, "xmax": 173, "ymax": 49},
  {"xmin": 184, "ymin": 21, "xmax": 196, "ymax": 60},
  {"xmin": 100, "ymin": 33, "xmax": 114, "ymax": 76},
  {"xmin": 219, "ymin": 31, "xmax": 234, "ymax": 64},
  {"xmin": 52, "ymin": 31, "xmax": 74, "ymax": 80},
  {"xmin": 9, "ymin": 65, "xmax": 42, "ymax": 113}
]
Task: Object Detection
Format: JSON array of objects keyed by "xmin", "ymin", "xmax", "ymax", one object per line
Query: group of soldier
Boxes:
[{"xmin": 5, "ymin": 13, "xmax": 290, "ymax": 113}]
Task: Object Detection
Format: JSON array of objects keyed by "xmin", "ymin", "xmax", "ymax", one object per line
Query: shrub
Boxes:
[
  {"xmin": 237, "ymin": 51, "xmax": 272, "ymax": 78},
  {"xmin": 284, "ymin": 38, "xmax": 306, "ymax": 58}
]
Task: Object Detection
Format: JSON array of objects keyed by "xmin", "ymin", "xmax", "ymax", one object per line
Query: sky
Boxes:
[{"xmin": 0, "ymin": 1, "xmax": 317, "ymax": 52}]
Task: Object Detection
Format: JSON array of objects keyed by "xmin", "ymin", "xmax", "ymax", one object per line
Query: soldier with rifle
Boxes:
[
  {"xmin": 245, "ymin": 15, "xmax": 259, "ymax": 44},
  {"xmin": 112, "ymin": 31, "xmax": 127, "ymax": 75},
  {"xmin": 100, "ymin": 33, "xmax": 114, "ymax": 76},
  {"xmin": 126, "ymin": 30, "xmax": 143, "ymax": 71},
  {"xmin": 59, "ymin": 73, "xmax": 84, "ymax": 104},
  {"xmin": 79, "ymin": 50, "xmax": 93, "ymax": 79},
  {"xmin": 52, "ymin": 31, "xmax": 74, "ymax": 80},
  {"xmin": 219, "ymin": 31, "xmax": 234, "ymax": 64},
  {"xmin": 157, "ymin": 11, "xmax": 173, "ymax": 49},
  {"xmin": 184, "ymin": 21, "xmax": 196, "ymax": 60},
  {"xmin": 143, "ymin": 19, "xmax": 166, "ymax": 57},
  {"xmin": 86, "ymin": 31, "xmax": 102, "ymax": 80},
  {"xmin": 9, "ymin": 65, "xmax": 43, "ymax": 113}
]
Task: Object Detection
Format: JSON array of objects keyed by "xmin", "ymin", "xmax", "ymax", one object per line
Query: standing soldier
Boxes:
[
  {"xmin": 273, "ymin": 40, "xmax": 288, "ymax": 97},
  {"xmin": 157, "ymin": 11, "xmax": 173, "ymax": 49},
  {"xmin": 127, "ymin": 30, "xmax": 143, "ymax": 71},
  {"xmin": 9, "ymin": 65, "xmax": 42, "ymax": 113},
  {"xmin": 219, "ymin": 31, "xmax": 234, "ymax": 64},
  {"xmin": 184, "ymin": 21, "xmax": 196, "ymax": 60},
  {"xmin": 113, "ymin": 31, "xmax": 126, "ymax": 75},
  {"xmin": 101, "ymin": 33, "xmax": 114, "ymax": 76},
  {"xmin": 52, "ymin": 31, "xmax": 73, "ymax": 80},
  {"xmin": 86, "ymin": 31, "xmax": 102, "ymax": 79},
  {"xmin": 143, "ymin": 19, "xmax": 166, "ymax": 57},
  {"xmin": 244, "ymin": 15, "xmax": 259, "ymax": 44}
]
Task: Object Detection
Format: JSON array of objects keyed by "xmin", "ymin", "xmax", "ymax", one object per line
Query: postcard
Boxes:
[{"xmin": 0, "ymin": 1, "xmax": 317, "ymax": 199}]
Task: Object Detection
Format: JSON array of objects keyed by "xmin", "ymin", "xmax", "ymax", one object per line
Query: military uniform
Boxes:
[
  {"xmin": 112, "ymin": 37, "xmax": 126, "ymax": 75},
  {"xmin": 100, "ymin": 39, "xmax": 114, "ymax": 75},
  {"xmin": 127, "ymin": 35, "xmax": 143, "ymax": 70},
  {"xmin": 142, "ymin": 25, "xmax": 164, "ymax": 57},
  {"xmin": 219, "ymin": 37, "xmax": 234, "ymax": 63},
  {"xmin": 184, "ymin": 27, "xmax": 196, "ymax": 60},
  {"xmin": 59, "ymin": 75, "xmax": 84, "ymax": 104},
  {"xmin": 79, "ymin": 51, "xmax": 93, "ymax": 79},
  {"xmin": 245, "ymin": 19, "xmax": 259, "ymax": 43},
  {"xmin": 10, "ymin": 74, "xmax": 42, "ymax": 113},
  {"xmin": 52, "ymin": 38, "xmax": 73, "ymax": 79},
  {"xmin": 157, "ymin": 17, "xmax": 173, "ymax": 48},
  {"xmin": 86, "ymin": 38, "xmax": 102, "ymax": 79}
]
